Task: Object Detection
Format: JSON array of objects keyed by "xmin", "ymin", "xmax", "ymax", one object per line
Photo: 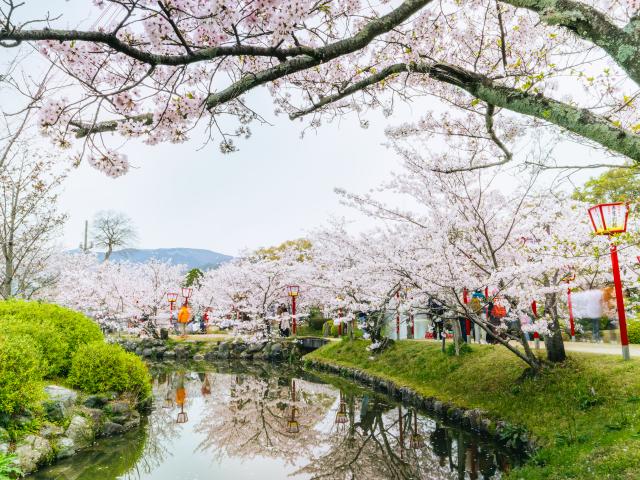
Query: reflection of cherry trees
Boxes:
[
  {"xmin": 106, "ymin": 365, "xmax": 516, "ymax": 480},
  {"xmin": 195, "ymin": 371, "xmax": 337, "ymax": 464},
  {"xmin": 298, "ymin": 396, "xmax": 514, "ymax": 480}
]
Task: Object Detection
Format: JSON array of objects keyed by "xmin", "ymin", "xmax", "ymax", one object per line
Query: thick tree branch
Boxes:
[
  {"xmin": 71, "ymin": 112, "xmax": 153, "ymax": 138},
  {"xmin": 0, "ymin": 28, "xmax": 316, "ymax": 63},
  {"xmin": 204, "ymin": 0, "xmax": 434, "ymax": 110},
  {"xmin": 290, "ymin": 62, "xmax": 640, "ymax": 162},
  {"xmin": 0, "ymin": 0, "xmax": 432, "ymax": 70},
  {"xmin": 500, "ymin": 0, "xmax": 640, "ymax": 85}
]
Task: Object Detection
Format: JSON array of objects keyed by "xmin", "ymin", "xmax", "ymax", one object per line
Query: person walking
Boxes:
[{"xmin": 278, "ymin": 305, "xmax": 291, "ymax": 337}]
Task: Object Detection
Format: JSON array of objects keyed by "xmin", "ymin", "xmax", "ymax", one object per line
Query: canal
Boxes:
[{"xmin": 32, "ymin": 362, "xmax": 521, "ymax": 479}]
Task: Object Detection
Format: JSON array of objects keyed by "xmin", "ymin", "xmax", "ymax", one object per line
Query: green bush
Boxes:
[
  {"xmin": 307, "ymin": 307, "xmax": 326, "ymax": 331},
  {"xmin": 1, "ymin": 320, "xmax": 66, "ymax": 378},
  {"xmin": 0, "ymin": 453, "xmax": 22, "ymax": 480},
  {"xmin": 0, "ymin": 334, "xmax": 43, "ymax": 418},
  {"xmin": 0, "ymin": 301, "xmax": 103, "ymax": 377},
  {"xmin": 68, "ymin": 342, "xmax": 151, "ymax": 400},
  {"xmin": 628, "ymin": 321, "xmax": 640, "ymax": 344}
]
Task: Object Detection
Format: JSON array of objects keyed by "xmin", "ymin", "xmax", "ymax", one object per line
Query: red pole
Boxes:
[
  {"xmin": 463, "ymin": 288, "xmax": 471, "ymax": 336},
  {"xmin": 567, "ymin": 287, "xmax": 575, "ymax": 341},
  {"xmin": 410, "ymin": 311, "xmax": 415, "ymax": 338},
  {"xmin": 610, "ymin": 244, "xmax": 630, "ymax": 360},
  {"xmin": 396, "ymin": 291, "xmax": 400, "ymax": 339},
  {"xmin": 292, "ymin": 295, "xmax": 297, "ymax": 335},
  {"xmin": 531, "ymin": 301, "xmax": 540, "ymax": 345}
]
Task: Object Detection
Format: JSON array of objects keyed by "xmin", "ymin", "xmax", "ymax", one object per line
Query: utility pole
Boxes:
[{"xmin": 79, "ymin": 220, "xmax": 93, "ymax": 252}]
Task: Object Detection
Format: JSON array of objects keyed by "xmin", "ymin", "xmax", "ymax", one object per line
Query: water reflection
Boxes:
[{"xmin": 32, "ymin": 363, "xmax": 519, "ymax": 480}]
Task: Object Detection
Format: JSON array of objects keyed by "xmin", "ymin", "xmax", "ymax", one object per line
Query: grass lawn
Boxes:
[{"xmin": 305, "ymin": 339, "xmax": 640, "ymax": 480}]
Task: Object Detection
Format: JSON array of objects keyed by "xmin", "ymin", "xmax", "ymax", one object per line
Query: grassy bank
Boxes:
[{"xmin": 305, "ymin": 339, "xmax": 640, "ymax": 480}]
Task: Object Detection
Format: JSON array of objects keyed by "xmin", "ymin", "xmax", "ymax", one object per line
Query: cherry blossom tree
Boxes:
[
  {"xmin": 0, "ymin": 145, "xmax": 67, "ymax": 299},
  {"xmin": 40, "ymin": 253, "xmax": 185, "ymax": 329},
  {"xmin": 0, "ymin": 56, "xmax": 68, "ymax": 299},
  {"xmin": 1, "ymin": 1, "xmax": 640, "ymax": 175},
  {"xmin": 193, "ymin": 244, "xmax": 313, "ymax": 338}
]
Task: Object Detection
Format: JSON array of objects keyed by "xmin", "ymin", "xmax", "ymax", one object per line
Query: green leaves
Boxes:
[{"xmin": 0, "ymin": 454, "xmax": 22, "ymax": 480}]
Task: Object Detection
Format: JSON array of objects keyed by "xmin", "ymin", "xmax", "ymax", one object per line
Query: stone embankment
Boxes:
[
  {"xmin": 115, "ymin": 337, "xmax": 304, "ymax": 362},
  {"xmin": 2, "ymin": 385, "xmax": 144, "ymax": 475},
  {"xmin": 305, "ymin": 358, "xmax": 536, "ymax": 455}
]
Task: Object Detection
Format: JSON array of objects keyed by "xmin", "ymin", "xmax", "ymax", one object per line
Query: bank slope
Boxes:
[{"xmin": 305, "ymin": 340, "xmax": 640, "ymax": 480}]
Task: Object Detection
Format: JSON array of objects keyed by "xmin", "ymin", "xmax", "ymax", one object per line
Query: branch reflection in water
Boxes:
[{"xmin": 31, "ymin": 362, "xmax": 521, "ymax": 480}]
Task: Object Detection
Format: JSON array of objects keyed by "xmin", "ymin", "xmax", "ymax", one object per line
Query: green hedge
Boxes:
[
  {"xmin": 68, "ymin": 342, "xmax": 151, "ymax": 401},
  {"xmin": 0, "ymin": 301, "xmax": 102, "ymax": 377},
  {"xmin": 628, "ymin": 321, "xmax": 640, "ymax": 344},
  {"xmin": 0, "ymin": 334, "xmax": 43, "ymax": 417}
]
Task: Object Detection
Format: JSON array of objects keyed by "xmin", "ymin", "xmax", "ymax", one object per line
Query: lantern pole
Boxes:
[
  {"xmin": 410, "ymin": 309, "xmax": 415, "ymax": 340},
  {"xmin": 610, "ymin": 244, "xmax": 630, "ymax": 360},
  {"xmin": 463, "ymin": 288, "xmax": 471, "ymax": 343},
  {"xmin": 531, "ymin": 300, "xmax": 540, "ymax": 350},
  {"xmin": 396, "ymin": 291, "xmax": 400, "ymax": 340},
  {"xmin": 567, "ymin": 287, "xmax": 575, "ymax": 342},
  {"xmin": 291, "ymin": 294, "xmax": 297, "ymax": 336}
]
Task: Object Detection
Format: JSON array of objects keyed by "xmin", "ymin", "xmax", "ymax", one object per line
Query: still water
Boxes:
[{"xmin": 32, "ymin": 362, "xmax": 520, "ymax": 480}]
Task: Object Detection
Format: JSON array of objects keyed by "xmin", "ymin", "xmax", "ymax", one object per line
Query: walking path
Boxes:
[
  {"xmin": 527, "ymin": 340, "xmax": 640, "ymax": 357},
  {"xmin": 413, "ymin": 337, "xmax": 640, "ymax": 357}
]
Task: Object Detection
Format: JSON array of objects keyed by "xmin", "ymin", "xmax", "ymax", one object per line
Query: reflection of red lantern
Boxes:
[
  {"xmin": 178, "ymin": 305, "xmax": 192, "ymax": 324},
  {"xmin": 201, "ymin": 374, "xmax": 211, "ymax": 396},
  {"xmin": 175, "ymin": 373, "xmax": 189, "ymax": 423}
]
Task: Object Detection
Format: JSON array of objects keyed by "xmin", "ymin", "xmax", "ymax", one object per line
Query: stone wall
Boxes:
[
  {"xmin": 115, "ymin": 337, "xmax": 304, "ymax": 362},
  {"xmin": 305, "ymin": 358, "xmax": 537, "ymax": 455},
  {"xmin": 1, "ymin": 385, "xmax": 143, "ymax": 475}
]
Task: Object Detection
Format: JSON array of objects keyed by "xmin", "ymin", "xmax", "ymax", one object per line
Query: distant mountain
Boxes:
[{"xmin": 100, "ymin": 248, "xmax": 233, "ymax": 270}]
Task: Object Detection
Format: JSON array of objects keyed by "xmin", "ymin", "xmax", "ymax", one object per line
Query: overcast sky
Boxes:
[{"xmin": 2, "ymin": 1, "xmax": 611, "ymax": 256}]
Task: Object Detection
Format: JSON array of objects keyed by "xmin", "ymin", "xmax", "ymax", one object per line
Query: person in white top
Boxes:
[
  {"xmin": 572, "ymin": 290, "xmax": 604, "ymax": 342},
  {"xmin": 278, "ymin": 305, "xmax": 291, "ymax": 337}
]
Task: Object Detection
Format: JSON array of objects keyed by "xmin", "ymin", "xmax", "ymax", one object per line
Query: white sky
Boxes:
[{"xmin": 1, "ymin": 1, "xmax": 614, "ymax": 256}]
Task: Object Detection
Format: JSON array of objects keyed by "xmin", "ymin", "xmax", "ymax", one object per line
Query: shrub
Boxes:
[
  {"xmin": 0, "ymin": 301, "xmax": 102, "ymax": 377},
  {"xmin": 68, "ymin": 342, "xmax": 151, "ymax": 400},
  {"xmin": 307, "ymin": 307, "xmax": 326, "ymax": 331},
  {"xmin": 446, "ymin": 342, "xmax": 473, "ymax": 356},
  {"xmin": 0, "ymin": 335, "xmax": 43, "ymax": 418},
  {"xmin": 1, "ymin": 320, "xmax": 66, "ymax": 378},
  {"xmin": 628, "ymin": 321, "xmax": 640, "ymax": 344},
  {"xmin": 0, "ymin": 453, "xmax": 22, "ymax": 480}
]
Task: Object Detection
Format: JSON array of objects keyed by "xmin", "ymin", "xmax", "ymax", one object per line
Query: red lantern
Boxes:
[
  {"xmin": 167, "ymin": 292, "xmax": 178, "ymax": 303},
  {"xmin": 587, "ymin": 203, "xmax": 629, "ymax": 235},
  {"xmin": 587, "ymin": 202, "xmax": 631, "ymax": 360},
  {"xmin": 287, "ymin": 285, "xmax": 300, "ymax": 297},
  {"xmin": 181, "ymin": 287, "xmax": 193, "ymax": 299}
]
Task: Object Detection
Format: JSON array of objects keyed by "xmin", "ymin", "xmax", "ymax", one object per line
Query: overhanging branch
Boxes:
[{"xmin": 291, "ymin": 62, "xmax": 640, "ymax": 163}]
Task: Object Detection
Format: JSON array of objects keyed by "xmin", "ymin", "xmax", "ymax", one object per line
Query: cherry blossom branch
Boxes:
[
  {"xmin": 290, "ymin": 62, "xmax": 640, "ymax": 162},
  {"xmin": 500, "ymin": 0, "xmax": 640, "ymax": 84},
  {"xmin": 0, "ymin": 0, "xmax": 432, "ymax": 67}
]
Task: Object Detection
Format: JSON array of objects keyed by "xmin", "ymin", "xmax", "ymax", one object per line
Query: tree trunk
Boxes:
[
  {"xmin": 544, "ymin": 292, "xmax": 567, "ymax": 363},
  {"xmin": 2, "ymin": 243, "xmax": 13, "ymax": 299},
  {"xmin": 103, "ymin": 245, "xmax": 113, "ymax": 261},
  {"xmin": 451, "ymin": 317, "xmax": 462, "ymax": 355}
]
